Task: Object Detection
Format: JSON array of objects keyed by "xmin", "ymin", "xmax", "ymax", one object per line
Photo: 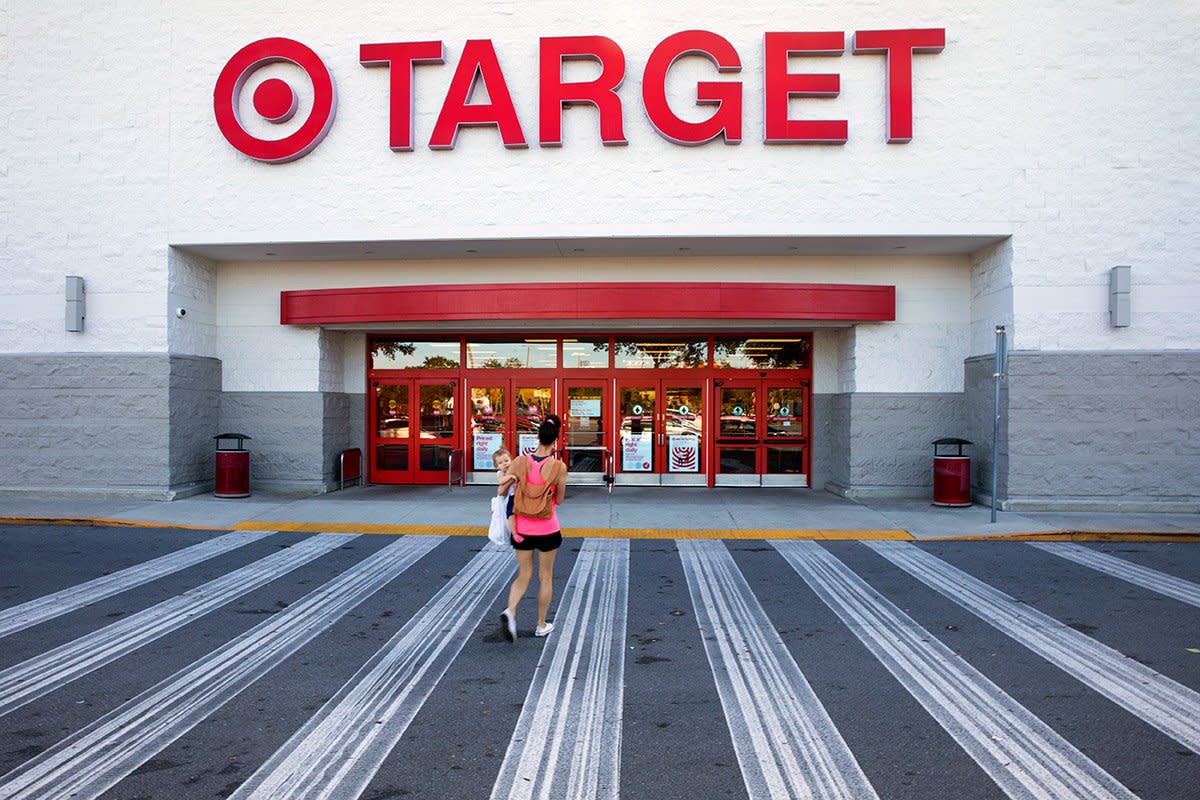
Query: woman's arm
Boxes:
[{"xmin": 553, "ymin": 464, "xmax": 567, "ymax": 503}]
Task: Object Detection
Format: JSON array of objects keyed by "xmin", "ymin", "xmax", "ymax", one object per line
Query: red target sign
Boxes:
[{"xmin": 213, "ymin": 38, "xmax": 338, "ymax": 163}]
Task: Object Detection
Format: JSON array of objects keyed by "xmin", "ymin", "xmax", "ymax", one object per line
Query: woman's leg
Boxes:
[
  {"xmin": 507, "ymin": 549, "xmax": 535, "ymax": 614},
  {"xmin": 535, "ymin": 547, "xmax": 558, "ymax": 627}
]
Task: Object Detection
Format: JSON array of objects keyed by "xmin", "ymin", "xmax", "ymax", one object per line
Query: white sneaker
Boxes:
[
  {"xmin": 534, "ymin": 622, "xmax": 554, "ymax": 637},
  {"xmin": 500, "ymin": 609, "xmax": 516, "ymax": 643}
]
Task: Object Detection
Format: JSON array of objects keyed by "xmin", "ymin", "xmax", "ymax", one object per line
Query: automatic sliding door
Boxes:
[
  {"xmin": 414, "ymin": 380, "xmax": 457, "ymax": 483},
  {"xmin": 565, "ymin": 381, "xmax": 608, "ymax": 483},
  {"xmin": 618, "ymin": 384, "xmax": 657, "ymax": 483},
  {"xmin": 763, "ymin": 382, "xmax": 807, "ymax": 486},
  {"xmin": 661, "ymin": 383, "xmax": 705, "ymax": 485},
  {"xmin": 372, "ymin": 381, "xmax": 413, "ymax": 483},
  {"xmin": 715, "ymin": 383, "xmax": 759, "ymax": 486},
  {"xmin": 468, "ymin": 383, "xmax": 506, "ymax": 479},
  {"xmin": 515, "ymin": 383, "xmax": 554, "ymax": 456}
]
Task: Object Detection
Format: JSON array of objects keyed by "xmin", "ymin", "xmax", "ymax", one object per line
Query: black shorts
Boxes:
[{"xmin": 512, "ymin": 531, "xmax": 562, "ymax": 552}]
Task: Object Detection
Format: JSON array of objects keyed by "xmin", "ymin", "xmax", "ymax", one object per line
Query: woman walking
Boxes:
[{"xmin": 499, "ymin": 414, "xmax": 567, "ymax": 642}]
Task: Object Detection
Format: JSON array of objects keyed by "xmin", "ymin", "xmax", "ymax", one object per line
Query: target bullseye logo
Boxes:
[{"xmin": 213, "ymin": 38, "xmax": 337, "ymax": 163}]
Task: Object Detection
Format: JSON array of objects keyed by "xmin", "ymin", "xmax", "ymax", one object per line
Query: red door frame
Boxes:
[
  {"xmin": 615, "ymin": 374, "xmax": 708, "ymax": 482},
  {"xmin": 365, "ymin": 335, "xmax": 813, "ymax": 486},
  {"xmin": 369, "ymin": 375, "xmax": 462, "ymax": 485},
  {"xmin": 714, "ymin": 374, "xmax": 810, "ymax": 481},
  {"xmin": 562, "ymin": 377, "xmax": 612, "ymax": 476}
]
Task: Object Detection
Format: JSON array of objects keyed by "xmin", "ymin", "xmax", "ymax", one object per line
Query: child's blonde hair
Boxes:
[{"xmin": 492, "ymin": 446, "xmax": 512, "ymax": 462}]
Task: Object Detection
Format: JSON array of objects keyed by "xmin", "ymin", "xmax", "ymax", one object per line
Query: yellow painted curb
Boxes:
[
  {"xmin": 0, "ymin": 516, "xmax": 231, "ymax": 532},
  {"xmin": 925, "ymin": 530, "xmax": 1200, "ymax": 542},
  {"xmin": 231, "ymin": 520, "xmax": 914, "ymax": 541}
]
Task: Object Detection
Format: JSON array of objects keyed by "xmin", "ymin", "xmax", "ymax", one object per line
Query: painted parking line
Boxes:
[
  {"xmin": 678, "ymin": 539, "xmax": 879, "ymax": 800},
  {"xmin": 0, "ymin": 535, "xmax": 443, "ymax": 800},
  {"xmin": 867, "ymin": 541, "xmax": 1200, "ymax": 753},
  {"xmin": 0, "ymin": 533, "xmax": 353, "ymax": 718},
  {"xmin": 776, "ymin": 541, "xmax": 1138, "ymax": 800},
  {"xmin": 1028, "ymin": 541, "xmax": 1200, "ymax": 609},
  {"xmin": 491, "ymin": 539, "xmax": 629, "ymax": 800},
  {"xmin": 0, "ymin": 530, "xmax": 271, "ymax": 638},
  {"xmin": 228, "ymin": 544, "xmax": 515, "ymax": 800}
]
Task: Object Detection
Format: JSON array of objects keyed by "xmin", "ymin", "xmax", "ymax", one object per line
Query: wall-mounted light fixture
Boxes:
[
  {"xmin": 1109, "ymin": 265, "xmax": 1131, "ymax": 327},
  {"xmin": 65, "ymin": 276, "xmax": 85, "ymax": 332}
]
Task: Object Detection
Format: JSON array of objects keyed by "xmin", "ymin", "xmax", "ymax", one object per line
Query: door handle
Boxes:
[{"xmin": 657, "ymin": 432, "xmax": 664, "ymax": 447}]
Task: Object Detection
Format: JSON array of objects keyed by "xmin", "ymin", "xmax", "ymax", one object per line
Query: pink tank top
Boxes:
[{"xmin": 514, "ymin": 455, "xmax": 560, "ymax": 539}]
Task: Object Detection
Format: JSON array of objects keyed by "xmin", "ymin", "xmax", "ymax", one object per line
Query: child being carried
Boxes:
[{"xmin": 493, "ymin": 447, "xmax": 516, "ymax": 534}]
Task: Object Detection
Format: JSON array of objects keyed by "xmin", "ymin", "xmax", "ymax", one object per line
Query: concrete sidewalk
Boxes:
[{"xmin": 2, "ymin": 485, "xmax": 1197, "ymax": 540}]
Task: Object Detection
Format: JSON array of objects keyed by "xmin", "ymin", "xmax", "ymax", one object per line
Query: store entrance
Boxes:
[
  {"xmin": 715, "ymin": 378, "xmax": 809, "ymax": 486},
  {"xmin": 371, "ymin": 378, "xmax": 458, "ymax": 484},
  {"xmin": 365, "ymin": 334, "xmax": 812, "ymax": 488},
  {"xmin": 616, "ymin": 379, "xmax": 707, "ymax": 485}
]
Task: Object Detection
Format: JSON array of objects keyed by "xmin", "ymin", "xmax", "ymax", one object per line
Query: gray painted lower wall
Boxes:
[
  {"xmin": 809, "ymin": 393, "xmax": 842, "ymax": 492},
  {"xmin": 823, "ymin": 392, "xmax": 969, "ymax": 500},
  {"xmin": 220, "ymin": 390, "xmax": 364, "ymax": 493},
  {"xmin": 1, "ymin": 354, "xmax": 174, "ymax": 499},
  {"xmin": 169, "ymin": 355, "xmax": 222, "ymax": 497},
  {"xmin": 999, "ymin": 351, "xmax": 1200, "ymax": 511},
  {"xmin": 964, "ymin": 354, "xmax": 1008, "ymax": 503},
  {"xmin": 4, "ymin": 352, "xmax": 1197, "ymax": 510}
]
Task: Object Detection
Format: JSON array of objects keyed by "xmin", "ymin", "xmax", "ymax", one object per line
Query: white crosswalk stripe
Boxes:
[
  {"xmin": 0, "ymin": 533, "xmax": 354, "ymax": 718},
  {"xmin": 1, "ymin": 534, "xmax": 1196, "ymax": 799},
  {"xmin": 0, "ymin": 535, "xmax": 443, "ymax": 800},
  {"xmin": 228, "ymin": 543, "xmax": 515, "ymax": 800},
  {"xmin": 867, "ymin": 540, "xmax": 1200, "ymax": 753},
  {"xmin": 776, "ymin": 541, "xmax": 1138, "ymax": 800},
  {"xmin": 679, "ymin": 539, "xmax": 879, "ymax": 800},
  {"xmin": 1029, "ymin": 541, "xmax": 1200, "ymax": 609},
  {"xmin": 491, "ymin": 538, "xmax": 630, "ymax": 800},
  {"xmin": 0, "ymin": 530, "xmax": 272, "ymax": 638}
]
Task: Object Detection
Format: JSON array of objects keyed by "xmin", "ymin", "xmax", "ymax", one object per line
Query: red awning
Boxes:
[{"xmin": 280, "ymin": 282, "xmax": 895, "ymax": 325}]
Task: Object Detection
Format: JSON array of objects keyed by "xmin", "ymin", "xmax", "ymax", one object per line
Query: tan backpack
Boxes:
[{"xmin": 510, "ymin": 455, "xmax": 565, "ymax": 519}]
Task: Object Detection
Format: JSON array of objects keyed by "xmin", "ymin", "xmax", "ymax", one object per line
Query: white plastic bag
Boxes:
[{"xmin": 487, "ymin": 495, "xmax": 509, "ymax": 546}]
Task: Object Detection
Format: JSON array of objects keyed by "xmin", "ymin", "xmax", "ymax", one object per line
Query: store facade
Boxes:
[{"xmin": 2, "ymin": 1, "xmax": 1198, "ymax": 510}]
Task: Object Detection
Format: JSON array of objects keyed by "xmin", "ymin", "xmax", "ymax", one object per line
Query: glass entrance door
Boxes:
[
  {"xmin": 617, "ymin": 380, "xmax": 706, "ymax": 485},
  {"xmin": 372, "ymin": 381, "xmax": 414, "ymax": 483},
  {"xmin": 371, "ymin": 379, "xmax": 459, "ymax": 484},
  {"xmin": 465, "ymin": 377, "xmax": 555, "ymax": 480},
  {"xmin": 564, "ymin": 380, "xmax": 609, "ymax": 482},
  {"xmin": 715, "ymin": 379, "xmax": 808, "ymax": 486}
]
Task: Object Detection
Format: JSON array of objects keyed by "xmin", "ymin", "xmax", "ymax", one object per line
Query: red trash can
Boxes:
[
  {"xmin": 932, "ymin": 438, "xmax": 972, "ymax": 507},
  {"xmin": 214, "ymin": 433, "xmax": 252, "ymax": 498}
]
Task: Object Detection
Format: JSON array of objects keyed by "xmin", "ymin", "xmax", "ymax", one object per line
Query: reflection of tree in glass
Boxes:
[
  {"xmin": 714, "ymin": 338, "xmax": 810, "ymax": 369},
  {"xmin": 419, "ymin": 355, "xmax": 459, "ymax": 369},
  {"xmin": 481, "ymin": 358, "xmax": 525, "ymax": 369},
  {"xmin": 613, "ymin": 340, "xmax": 707, "ymax": 367},
  {"xmin": 372, "ymin": 341, "xmax": 416, "ymax": 361}
]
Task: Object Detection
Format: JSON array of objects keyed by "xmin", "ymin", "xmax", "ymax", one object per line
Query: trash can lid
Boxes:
[
  {"xmin": 214, "ymin": 433, "xmax": 252, "ymax": 440},
  {"xmin": 932, "ymin": 437, "xmax": 972, "ymax": 446}
]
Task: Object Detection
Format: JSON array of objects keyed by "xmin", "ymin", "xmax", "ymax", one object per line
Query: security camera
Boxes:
[{"xmin": 175, "ymin": 307, "xmax": 187, "ymax": 318}]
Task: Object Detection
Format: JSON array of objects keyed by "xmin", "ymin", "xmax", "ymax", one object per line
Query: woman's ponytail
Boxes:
[{"xmin": 538, "ymin": 413, "xmax": 562, "ymax": 446}]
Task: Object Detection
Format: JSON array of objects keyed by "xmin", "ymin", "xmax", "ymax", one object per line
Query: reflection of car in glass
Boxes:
[
  {"xmin": 719, "ymin": 415, "xmax": 756, "ymax": 436},
  {"xmin": 472, "ymin": 415, "xmax": 504, "ymax": 432},
  {"xmin": 381, "ymin": 415, "xmax": 409, "ymax": 429},
  {"xmin": 516, "ymin": 414, "xmax": 545, "ymax": 433},
  {"xmin": 664, "ymin": 410, "xmax": 701, "ymax": 436},
  {"xmin": 766, "ymin": 414, "xmax": 803, "ymax": 437}
]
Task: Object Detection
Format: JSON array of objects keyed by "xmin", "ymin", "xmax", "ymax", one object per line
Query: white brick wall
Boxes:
[
  {"xmin": 3, "ymin": 0, "xmax": 1198, "ymax": 365},
  {"xmin": 214, "ymin": 255, "xmax": 969, "ymax": 393}
]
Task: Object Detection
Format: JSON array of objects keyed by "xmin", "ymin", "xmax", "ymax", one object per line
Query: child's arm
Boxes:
[{"xmin": 496, "ymin": 471, "xmax": 516, "ymax": 495}]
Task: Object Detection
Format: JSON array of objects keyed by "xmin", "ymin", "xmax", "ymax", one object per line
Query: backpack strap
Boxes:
[{"xmin": 509, "ymin": 455, "xmax": 530, "ymax": 481}]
